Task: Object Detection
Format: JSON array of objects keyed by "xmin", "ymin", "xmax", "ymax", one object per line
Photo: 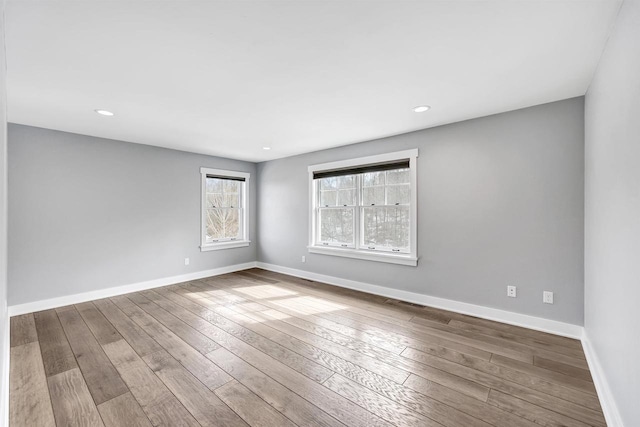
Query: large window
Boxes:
[
  {"xmin": 200, "ymin": 168, "xmax": 250, "ymax": 251},
  {"xmin": 308, "ymin": 150, "xmax": 418, "ymax": 266}
]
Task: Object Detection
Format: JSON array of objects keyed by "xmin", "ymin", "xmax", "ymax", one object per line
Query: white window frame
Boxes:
[
  {"xmin": 200, "ymin": 167, "xmax": 251, "ymax": 251},
  {"xmin": 308, "ymin": 149, "xmax": 418, "ymax": 266}
]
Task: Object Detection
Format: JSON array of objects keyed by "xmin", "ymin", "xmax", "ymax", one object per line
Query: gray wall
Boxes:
[
  {"xmin": 8, "ymin": 124, "xmax": 257, "ymax": 306},
  {"xmin": 0, "ymin": 0, "xmax": 9, "ymax": 422},
  {"xmin": 584, "ymin": 0, "xmax": 640, "ymax": 424},
  {"xmin": 258, "ymin": 98, "xmax": 585, "ymax": 325}
]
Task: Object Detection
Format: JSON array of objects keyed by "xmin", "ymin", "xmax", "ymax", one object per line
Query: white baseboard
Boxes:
[
  {"xmin": 8, "ymin": 261, "xmax": 257, "ymax": 317},
  {"xmin": 6, "ymin": 259, "xmax": 618, "ymax": 426},
  {"xmin": 256, "ymin": 262, "xmax": 584, "ymax": 339},
  {"xmin": 581, "ymin": 332, "xmax": 624, "ymax": 427},
  {"xmin": 6, "ymin": 259, "xmax": 619, "ymax": 425}
]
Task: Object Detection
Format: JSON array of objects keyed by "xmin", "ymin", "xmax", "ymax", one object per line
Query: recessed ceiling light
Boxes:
[
  {"xmin": 94, "ymin": 109, "xmax": 114, "ymax": 116},
  {"xmin": 263, "ymin": 147, "xmax": 271, "ymax": 150},
  {"xmin": 413, "ymin": 105, "xmax": 431, "ymax": 113}
]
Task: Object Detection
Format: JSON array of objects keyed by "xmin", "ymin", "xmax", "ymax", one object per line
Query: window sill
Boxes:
[
  {"xmin": 201, "ymin": 240, "xmax": 251, "ymax": 251},
  {"xmin": 308, "ymin": 245, "xmax": 418, "ymax": 266}
]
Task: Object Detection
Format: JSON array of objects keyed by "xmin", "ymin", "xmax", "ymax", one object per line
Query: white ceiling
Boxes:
[{"xmin": 6, "ymin": 1, "xmax": 621, "ymax": 162}]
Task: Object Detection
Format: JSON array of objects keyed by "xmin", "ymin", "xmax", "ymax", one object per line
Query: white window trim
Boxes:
[
  {"xmin": 308, "ymin": 149, "xmax": 418, "ymax": 266},
  {"xmin": 200, "ymin": 167, "xmax": 251, "ymax": 252}
]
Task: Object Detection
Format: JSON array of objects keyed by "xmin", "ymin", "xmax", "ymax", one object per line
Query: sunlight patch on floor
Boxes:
[
  {"xmin": 183, "ymin": 291, "xmax": 206, "ymax": 299},
  {"xmin": 260, "ymin": 309, "xmax": 290, "ymax": 320},
  {"xmin": 271, "ymin": 296, "xmax": 347, "ymax": 314},
  {"xmin": 299, "ymin": 296, "xmax": 348, "ymax": 311},
  {"xmin": 204, "ymin": 289, "xmax": 236, "ymax": 298},
  {"xmin": 234, "ymin": 285, "xmax": 298, "ymax": 299},
  {"xmin": 239, "ymin": 309, "xmax": 290, "ymax": 325},
  {"xmin": 230, "ymin": 302, "xmax": 269, "ymax": 314}
]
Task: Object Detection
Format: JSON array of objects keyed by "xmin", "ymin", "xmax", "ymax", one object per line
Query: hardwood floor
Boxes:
[{"xmin": 9, "ymin": 269, "xmax": 606, "ymax": 427}]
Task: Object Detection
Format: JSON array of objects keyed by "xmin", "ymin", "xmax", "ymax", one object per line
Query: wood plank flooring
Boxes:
[{"xmin": 9, "ymin": 268, "xmax": 606, "ymax": 427}]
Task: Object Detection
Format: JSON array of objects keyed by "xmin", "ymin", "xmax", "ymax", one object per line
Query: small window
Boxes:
[
  {"xmin": 200, "ymin": 168, "xmax": 250, "ymax": 251},
  {"xmin": 308, "ymin": 150, "xmax": 418, "ymax": 266}
]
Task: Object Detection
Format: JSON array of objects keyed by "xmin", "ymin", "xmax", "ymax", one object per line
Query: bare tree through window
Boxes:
[
  {"xmin": 315, "ymin": 168, "xmax": 410, "ymax": 252},
  {"xmin": 206, "ymin": 177, "xmax": 241, "ymax": 241}
]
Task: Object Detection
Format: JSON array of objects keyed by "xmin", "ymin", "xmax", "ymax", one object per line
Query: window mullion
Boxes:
[
  {"xmin": 238, "ymin": 185, "xmax": 243, "ymax": 240},
  {"xmin": 355, "ymin": 174, "xmax": 361, "ymax": 250},
  {"xmin": 238, "ymin": 205, "xmax": 243, "ymax": 241},
  {"xmin": 384, "ymin": 171, "xmax": 388, "ymax": 205},
  {"xmin": 316, "ymin": 180, "xmax": 321, "ymax": 245}
]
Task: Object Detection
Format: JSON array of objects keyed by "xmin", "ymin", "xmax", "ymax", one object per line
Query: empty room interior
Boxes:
[{"xmin": 0, "ymin": 0, "xmax": 639, "ymax": 426}]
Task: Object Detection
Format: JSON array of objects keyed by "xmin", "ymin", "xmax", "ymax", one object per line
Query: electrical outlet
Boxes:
[
  {"xmin": 543, "ymin": 291, "xmax": 554, "ymax": 304},
  {"xmin": 507, "ymin": 286, "xmax": 517, "ymax": 298},
  {"xmin": 301, "ymin": 255, "xmax": 306, "ymax": 263},
  {"xmin": 184, "ymin": 258, "xmax": 190, "ymax": 266}
]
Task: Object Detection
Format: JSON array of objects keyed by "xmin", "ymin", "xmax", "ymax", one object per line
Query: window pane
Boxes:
[
  {"xmin": 222, "ymin": 180, "xmax": 240, "ymax": 207},
  {"xmin": 362, "ymin": 206, "xmax": 409, "ymax": 250},
  {"xmin": 337, "ymin": 189, "xmax": 356, "ymax": 206},
  {"xmin": 318, "ymin": 175, "xmax": 355, "ymax": 206},
  {"xmin": 362, "ymin": 171, "xmax": 385, "ymax": 187},
  {"xmin": 206, "ymin": 178, "xmax": 223, "ymax": 208},
  {"xmin": 206, "ymin": 177, "xmax": 223, "ymax": 193},
  {"xmin": 386, "ymin": 184, "xmax": 410, "ymax": 205},
  {"xmin": 224, "ymin": 192, "xmax": 239, "ymax": 208},
  {"xmin": 319, "ymin": 208, "xmax": 353, "ymax": 244},
  {"xmin": 336, "ymin": 175, "xmax": 356, "ymax": 189},
  {"xmin": 336, "ymin": 175, "xmax": 356, "ymax": 205},
  {"xmin": 207, "ymin": 192, "xmax": 238, "ymax": 208},
  {"xmin": 362, "ymin": 186, "xmax": 385, "ymax": 205},
  {"xmin": 319, "ymin": 177, "xmax": 337, "ymax": 190},
  {"xmin": 386, "ymin": 168, "xmax": 410, "ymax": 185},
  {"xmin": 206, "ymin": 177, "xmax": 240, "ymax": 208},
  {"xmin": 206, "ymin": 208, "xmax": 240, "ymax": 240},
  {"xmin": 223, "ymin": 180, "xmax": 240, "ymax": 193},
  {"xmin": 320, "ymin": 190, "xmax": 338, "ymax": 207},
  {"xmin": 206, "ymin": 193, "xmax": 222, "ymax": 208}
]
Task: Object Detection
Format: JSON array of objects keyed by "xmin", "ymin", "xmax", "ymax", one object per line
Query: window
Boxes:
[
  {"xmin": 308, "ymin": 149, "xmax": 418, "ymax": 266},
  {"xmin": 200, "ymin": 167, "xmax": 250, "ymax": 251}
]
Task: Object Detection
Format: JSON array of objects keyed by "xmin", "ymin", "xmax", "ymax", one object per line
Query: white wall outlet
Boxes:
[
  {"xmin": 301, "ymin": 255, "xmax": 306, "ymax": 263},
  {"xmin": 184, "ymin": 258, "xmax": 190, "ymax": 266},
  {"xmin": 507, "ymin": 286, "xmax": 517, "ymax": 298},
  {"xmin": 543, "ymin": 291, "xmax": 554, "ymax": 304}
]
